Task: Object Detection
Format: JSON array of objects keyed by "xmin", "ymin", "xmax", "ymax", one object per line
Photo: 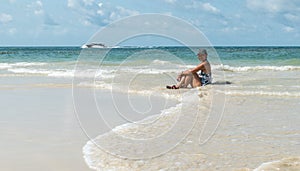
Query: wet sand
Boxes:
[
  {"xmin": 1, "ymin": 76, "xmax": 299, "ymax": 170},
  {"xmin": 83, "ymin": 86, "xmax": 300, "ymax": 170},
  {"xmin": 0, "ymin": 86, "xmax": 90, "ymax": 170},
  {"xmin": 0, "ymin": 76, "xmax": 177, "ymax": 171}
]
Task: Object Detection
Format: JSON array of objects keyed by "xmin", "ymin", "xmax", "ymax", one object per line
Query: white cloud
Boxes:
[
  {"xmin": 246, "ymin": 0, "xmax": 283, "ymax": 13},
  {"xmin": 8, "ymin": 28, "xmax": 17, "ymax": 35},
  {"xmin": 0, "ymin": 13, "xmax": 13, "ymax": 24},
  {"xmin": 26, "ymin": 1, "xmax": 60, "ymax": 26},
  {"xmin": 68, "ymin": 0, "xmax": 140, "ymax": 26},
  {"xmin": 36, "ymin": 0, "xmax": 42, "ymax": 7},
  {"xmin": 202, "ymin": 3, "xmax": 220, "ymax": 14},
  {"xmin": 81, "ymin": 19, "xmax": 92, "ymax": 26},
  {"xmin": 34, "ymin": 8, "xmax": 44, "ymax": 15},
  {"xmin": 283, "ymin": 26, "xmax": 295, "ymax": 32},
  {"xmin": 185, "ymin": 1, "xmax": 220, "ymax": 14},
  {"xmin": 97, "ymin": 9, "xmax": 104, "ymax": 16},
  {"xmin": 105, "ymin": 6, "xmax": 139, "ymax": 23},
  {"xmin": 221, "ymin": 26, "xmax": 241, "ymax": 33},
  {"xmin": 67, "ymin": 0, "xmax": 77, "ymax": 8},
  {"xmin": 83, "ymin": 0, "xmax": 94, "ymax": 6},
  {"xmin": 68, "ymin": 0, "xmax": 94, "ymax": 8},
  {"xmin": 27, "ymin": 0, "xmax": 44, "ymax": 16},
  {"xmin": 116, "ymin": 6, "xmax": 139, "ymax": 16},
  {"xmin": 106, "ymin": 6, "xmax": 139, "ymax": 23},
  {"xmin": 164, "ymin": 0, "xmax": 176, "ymax": 4},
  {"xmin": 246, "ymin": 0, "xmax": 300, "ymax": 14},
  {"xmin": 246, "ymin": 0, "xmax": 300, "ymax": 33},
  {"xmin": 284, "ymin": 13, "xmax": 299, "ymax": 22}
]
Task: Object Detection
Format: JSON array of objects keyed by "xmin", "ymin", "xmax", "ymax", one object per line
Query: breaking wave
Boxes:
[{"xmin": 214, "ymin": 64, "xmax": 300, "ymax": 72}]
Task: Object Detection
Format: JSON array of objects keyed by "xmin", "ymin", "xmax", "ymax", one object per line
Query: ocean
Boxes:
[
  {"xmin": 1, "ymin": 46, "xmax": 300, "ymax": 98},
  {"xmin": 1, "ymin": 46, "xmax": 299, "ymax": 170}
]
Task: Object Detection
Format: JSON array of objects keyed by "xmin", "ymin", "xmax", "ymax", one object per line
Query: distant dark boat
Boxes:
[{"xmin": 81, "ymin": 43, "xmax": 106, "ymax": 48}]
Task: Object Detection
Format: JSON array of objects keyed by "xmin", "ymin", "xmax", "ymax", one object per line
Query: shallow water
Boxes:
[{"xmin": 1, "ymin": 46, "xmax": 299, "ymax": 170}]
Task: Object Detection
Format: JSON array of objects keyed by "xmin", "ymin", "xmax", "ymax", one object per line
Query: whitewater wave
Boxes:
[
  {"xmin": 8, "ymin": 68, "xmax": 53, "ymax": 75},
  {"xmin": 151, "ymin": 59, "xmax": 173, "ymax": 65},
  {"xmin": 11, "ymin": 62, "xmax": 47, "ymax": 67},
  {"xmin": 220, "ymin": 90, "xmax": 300, "ymax": 97},
  {"xmin": 254, "ymin": 157, "xmax": 300, "ymax": 171},
  {"xmin": 77, "ymin": 81, "xmax": 182, "ymax": 100},
  {"xmin": 6, "ymin": 67, "xmax": 118, "ymax": 78},
  {"xmin": 214, "ymin": 64, "xmax": 300, "ymax": 72},
  {"xmin": 0, "ymin": 63, "xmax": 12, "ymax": 69},
  {"xmin": 4, "ymin": 64, "xmax": 180, "ymax": 78},
  {"xmin": 7, "ymin": 68, "xmax": 74, "ymax": 77},
  {"xmin": 0, "ymin": 62, "xmax": 46, "ymax": 69},
  {"xmin": 123, "ymin": 68, "xmax": 179, "ymax": 74}
]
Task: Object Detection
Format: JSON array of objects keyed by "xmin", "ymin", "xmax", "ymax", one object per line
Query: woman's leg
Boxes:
[
  {"xmin": 176, "ymin": 74, "xmax": 193, "ymax": 88},
  {"xmin": 167, "ymin": 73, "xmax": 201, "ymax": 89},
  {"xmin": 180, "ymin": 73, "xmax": 201, "ymax": 88},
  {"xmin": 191, "ymin": 73, "xmax": 202, "ymax": 87},
  {"xmin": 176, "ymin": 76, "xmax": 186, "ymax": 88},
  {"xmin": 183, "ymin": 75, "xmax": 192, "ymax": 87},
  {"xmin": 167, "ymin": 75, "xmax": 186, "ymax": 89}
]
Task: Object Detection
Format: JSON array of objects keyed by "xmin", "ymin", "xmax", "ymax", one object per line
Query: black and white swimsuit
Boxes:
[{"xmin": 199, "ymin": 71, "xmax": 212, "ymax": 86}]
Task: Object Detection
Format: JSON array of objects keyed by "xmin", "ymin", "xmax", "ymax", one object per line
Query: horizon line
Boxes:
[{"xmin": 1, "ymin": 45, "xmax": 300, "ymax": 48}]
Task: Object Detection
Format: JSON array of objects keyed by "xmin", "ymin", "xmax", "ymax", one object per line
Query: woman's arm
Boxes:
[{"xmin": 182, "ymin": 62, "xmax": 205, "ymax": 75}]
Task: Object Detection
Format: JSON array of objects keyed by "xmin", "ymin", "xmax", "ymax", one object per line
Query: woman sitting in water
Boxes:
[{"xmin": 167, "ymin": 49, "xmax": 212, "ymax": 89}]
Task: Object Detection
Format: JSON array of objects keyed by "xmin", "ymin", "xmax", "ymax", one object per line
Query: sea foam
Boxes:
[
  {"xmin": 82, "ymin": 88, "xmax": 212, "ymax": 170},
  {"xmin": 214, "ymin": 64, "xmax": 300, "ymax": 72},
  {"xmin": 0, "ymin": 62, "xmax": 46, "ymax": 69},
  {"xmin": 220, "ymin": 90, "xmax": 300, "ymax": 97},
  {"xmin": 254, "ymin": 157, "xmax": 300, "ymax": 171}
]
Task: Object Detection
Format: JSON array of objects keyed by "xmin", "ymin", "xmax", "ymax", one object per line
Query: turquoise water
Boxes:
[
  {"xmin": 0, "ymin": 47, "xmax": 79, "ymax": 63},
  {"xmin": 217, "ymin": 47, "xmax": 300, "ymax": 66},
  {"xmin": 2, "ymin": 46, "xmax": 299, "ymax": 170},
  {"xmin": 1, "ymin": 46, "xmax": 300, "ymax": 90},
  {"xmin": 1, "ymin": 46, "xmax": 300, "ymax": 85},
  {"xmin": 72, "ymin": 46, "xmax": 300, "ymax": 170},
  {"xmin": 1, "ymin": 46, "xmax": 300, "ymax": 66}
]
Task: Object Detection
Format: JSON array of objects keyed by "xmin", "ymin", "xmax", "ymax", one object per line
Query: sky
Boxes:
[{"xmin": 0, "ymin": 0, "xmax": 300, "ymax": 46}]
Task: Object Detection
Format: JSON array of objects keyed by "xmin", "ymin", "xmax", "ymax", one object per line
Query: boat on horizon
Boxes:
[{"xmin": 81, "ymin": 43, "xmax": 106, "ymax": 48}]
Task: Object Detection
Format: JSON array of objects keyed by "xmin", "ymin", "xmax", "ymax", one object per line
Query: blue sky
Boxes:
[{"xmin": 1, "ymin": 0, "xmax": 300, "ymax": 46}]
